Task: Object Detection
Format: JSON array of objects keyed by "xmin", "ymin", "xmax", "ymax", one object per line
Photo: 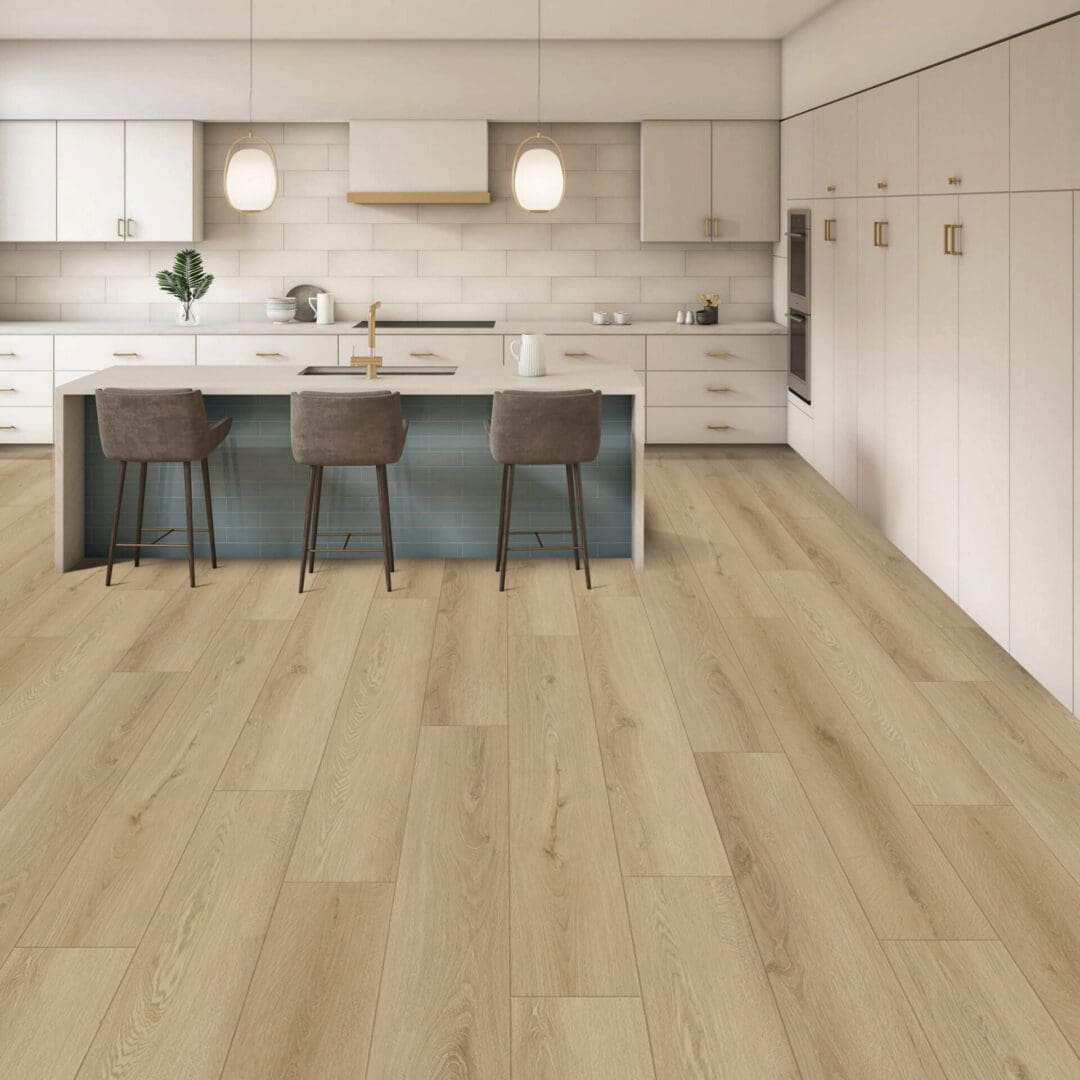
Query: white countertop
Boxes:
[
  {"xmin": 5, "ymin": 319, "xmax": 785, "ymax": 337},
  {"xmin": 56, "ymin": 363, "xmax": 646, "ymax": 398}
]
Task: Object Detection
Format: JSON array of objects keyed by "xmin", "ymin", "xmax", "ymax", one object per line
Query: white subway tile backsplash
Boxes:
[
  {"xmin": 597, "ymin": 145, "xmax": 640, "ymax": 171},
  {"xmin": 595, "ymin": 250, "xmax": 684, "ymax": 277},
  {"xmin": 371, "ymin": 223, "xmax": 461, "ymax": 250},
  {"xmin": 418, "ymin": 201, "xmax": 507, "ymax": 224},
  {"xmin": 506, "ymin": 302, "xmax": 593, "ymax": 321},
  {"xmin": 199, "ymin": 222, "xmax": 285, "ymax": 250},
  {"xmin": 684, "ymin": 248, "xmax": 774, "ymax": 276},
  {"xmin": 418, "ymin": 250, "xmax": 506, "ymax": 277},
  {"xmin": 60, "ymin": 249, "xmax": 151, "ymax": 277},
  {"xmin": 205, "ymin": 195, "xmax": 330, "ymax": 225},
  {"xmin": 284, "ymin": 122, "xmax": 349, "ymax": 144},
  {"xmin": 328, "ymin": 144, "xmax": 349, "ymax": 171},
  {"xmin": 550, "ymin": 277, "xmax": 641, "ymax": 303},
  {"xmin": 283, "ymin": 171, "xmax": 349, "ymax": 198},
  {"xmin": 419, "ymin": 303, "xmax": 507, "ymax": 322},
  {"xmin": 463, "ymin": 224, "xmax": 551, "ymax": 251},
  {"xmin": 596, "ymin": 198, "xmax": 640, "ymax": 224},
  {"xmin": 150, "ymin": 301, "xmax": 241, "ymax": 324},
  {"xmin": 462, "ymin": 277, "xmax": 550, "ymax": 303},
  {"xmin": 504, "ymin": 197, "xmax": 596, "ymax": 225},
  {"xmin": 0, "ymin": 302, "xmax": 61, "ymax": 320},
  {"xmin": 284, "ymin": 223, "xmax": 374, "ymax": 250},
  {"xmin": 375, "ymin": 277, "xmax": 462, "ymax": 303},
  {"xmin": 0, "ymin": 278, "xmax": 14, "ymax": 303},
  {"xmin": 204, "ymin": 123, "xmax": 283, "ymax": 145},
  {"xmin": 328, "ymin": 201, "xmax": 419, "ymax": 224},
  {"xmin": 552, "ymin": 224, "xmax": 640, "ymax": 251},
  {"xmin": 730, "ymin": 276, "xmax": 774, "ymax": 304},
  {"xmin": 641, "ymin": 277, "xmax": 732, "ymax": 304},
  {"xmin": 565, "ymin": 171, "xmax": 639, "ymax": 198},
  {"xmin": 238, "ymin": 250, "xmax": 330, "ymax": 276},
  {"xmin": 18, "ymin": 277, "xmax": 104, "ymax": 303},
  {"xmin": 147, "ymin": 248, "xmax": 241, "ymax": 277},
  {"xmin": 551, "ymin": 122, "xmax": 639, "ymax": 144},
  {"xmin": 506, "ymin": 251, "xmax": 596, "ymax": 277},
  {"xmin": 61, "ymin": 302, "xmax": 150, "ymax": 322},
  {"xmin": 329, "ymin": 250, "xmax": 417, "ymax": 276},
  {"xmin": 0, "ymin": 252, "xmax": 61, "ymax": 276}
]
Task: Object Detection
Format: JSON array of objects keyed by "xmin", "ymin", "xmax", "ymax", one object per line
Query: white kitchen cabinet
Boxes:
[
  {"xmin": 507, "ymin": 335, "xmax": 642, "ymax": 374},
  {"xmin": 640, "ymin": 120, "xmax": 779, "ymax": 243},
  {"xmin": 958, "ymin": 194, "xmax": 1010, "ymax": 647},
  {"xmin": 57, "ymin": 121, "xmax": 125, "ymax": 242},
  {"xmin": 199, "ymin": 335, "xmax": 336, "ymax": 367},
  {"xmin": 787, "ymin": 393, "xmax": 813, "ymax": 462},
  {"xmin": 646, "ymin": 334, "xmax": 785, "ymax": 372},
  {"xmin": 857, "ymin": 76, "xmax": 918, "ymax": 197},
  {"xmin": 343, "ymin": 333, "xmax": 502, "ymax": 370},
  {"xmin": 0, "ymin": 122, "xmax": 56, "ymax": 242},
  {"xmin": 917, "ymin": 194, "xmax": 960, "ymax": 600},
  {"xmin": 919, "ymin": 43, "xmax": 1009, "ymax": 195},
  {"xmin": 1010, "ymin": 191, "xmax": 1074, "ymax": 706},
  {"xmin": 812, "ymin": 98, "xmax": 857, "ymax": 198},
  {"xmin": 780, "ymin": 111, "xmax": 814, "ymax": 204},
  {"xmin": 810, "ymin": 198, "xmax": 835, "ymax": 483},
  {"xmin": 57, "ymin": 120, "xmax": 202, "ymax": 243},
  {"xmin": 647, "ymin": 405, "xmax": 786, "ymax": 444},
  {"xmin": 0, "ymin": 335, "xmax": 53, "ymax": 371},
  {"xmin": 832, "ymin": 198, "xmax": 858, "ymax": 506},
  {"xmin": 856, "ymin": 197, "xmax": 886, "ymax": 527},
  {"xmin": 55, "ymin": 335, "xmax": 196, "ymax": 370},
  {"xmin": 1011, "ymin": 19, "xmax": 1080, "ymax": 193}
]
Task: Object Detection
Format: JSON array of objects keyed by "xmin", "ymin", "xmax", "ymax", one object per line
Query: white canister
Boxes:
[
  {"xmin": 308, "ymin": 292, "xmax": 335, "ymax": 324},
  {"xmin": 510, "ymin": 333, "xmax": 547, "ymax": 377}
]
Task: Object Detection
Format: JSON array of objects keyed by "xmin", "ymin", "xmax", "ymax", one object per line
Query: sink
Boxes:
[{"xmin": 299, "ymin": 365, "xmax": 457, "ymax": 376}]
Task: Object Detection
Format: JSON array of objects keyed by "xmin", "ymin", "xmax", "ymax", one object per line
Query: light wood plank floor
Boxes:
[{"xmin": 2, "ymin": 444, "xmax": 1080, "ymax": 1079}]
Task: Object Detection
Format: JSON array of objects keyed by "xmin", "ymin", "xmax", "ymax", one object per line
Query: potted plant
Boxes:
[
  {"xmin": 156, "ymin": 249, "xmax": 214, "ymax": 325},
  {"xmin": 696, "ymin": 292, "xmax": 720, "ymax": 325}
]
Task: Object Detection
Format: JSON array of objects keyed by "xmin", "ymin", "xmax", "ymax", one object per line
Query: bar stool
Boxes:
[
  {"xmin": 94, "ymin": 388, "xmax": 232, "ymax": 589},
  {"xmin": 290, "ymin": 390, "xmax": 408, "ymax": 594},
  {"xmin": 487, "ymin": 388, "xmax": 602, "ymax": 592}
]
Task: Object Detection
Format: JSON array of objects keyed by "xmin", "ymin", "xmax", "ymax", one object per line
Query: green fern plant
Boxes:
[{"xmin": 156, "ymin": 249, "xmax": 214, "ymax": 321}]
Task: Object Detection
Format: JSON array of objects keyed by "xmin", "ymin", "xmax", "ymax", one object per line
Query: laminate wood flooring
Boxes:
[{"xmin": 2, "ymin": 445, "xmax": 1079, "ymax": 1079}]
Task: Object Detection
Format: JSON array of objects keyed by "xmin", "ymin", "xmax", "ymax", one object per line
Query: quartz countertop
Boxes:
[{"xmin": 5, "ymin": 320, "xmax": 785, "ymax": 337}]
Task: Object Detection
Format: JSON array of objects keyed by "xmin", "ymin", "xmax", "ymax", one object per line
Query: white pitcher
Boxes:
[
  {"xmin": 307, "ymin": 292, "xmax": 335, "ymax": 325},
  {"xmin": 511, "ymin": 333, "xmax": 546, "ymax": 377}
]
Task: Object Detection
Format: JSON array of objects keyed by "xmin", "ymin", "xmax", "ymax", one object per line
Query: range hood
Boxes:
[{"xmin": 347, "ymin": 120, "xmax": 491, "ymax": 205}]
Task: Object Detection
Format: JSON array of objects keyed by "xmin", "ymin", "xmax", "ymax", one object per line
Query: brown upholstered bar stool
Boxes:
[
  {"xmin": 290, "ymin": 390, "xmax": 408, "ymax": 593},
  {"xmin": 487, "ymin": 388, "xmax": 602, "ymax": 592},
  {"xmin": 95, "ymin": 388, "xmax": 232, "ymax": 589}
]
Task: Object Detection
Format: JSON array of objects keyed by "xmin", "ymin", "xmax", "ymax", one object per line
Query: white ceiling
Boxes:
[{"xmin": 0, "ymin": 0, "xmax": 835, "ymax": 41}]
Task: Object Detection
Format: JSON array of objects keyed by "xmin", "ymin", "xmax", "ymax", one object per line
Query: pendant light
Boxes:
[
  {"xmin": 511, "ymin": 0, "xmax": 566, "ymax": 213},
  {"xmin": 224, "ymin": 0, "xmax": 279, "ymax": 212}
]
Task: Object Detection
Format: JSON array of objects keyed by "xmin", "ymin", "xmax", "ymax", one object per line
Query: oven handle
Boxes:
[{"xmin": 787, "ymin": 311, "xmax": 807, "ymax": 321}]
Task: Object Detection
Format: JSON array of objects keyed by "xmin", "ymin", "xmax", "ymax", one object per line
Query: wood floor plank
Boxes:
[
  {"xmin": 780, "ymin": 510, "xmax": 982, "ymax": 681},
  {"xmin": 0, "ymin": 587, "xmax": 171, "ymax": 809},
  {"xmin": 509, "ymin": 635, "xmax": 638, "ymax": 996},
  {"xmin": 507, "ymin": 557, "xmax": 578, "ymax": 637},
  {"xmin": 381, "ymin": 555, "xmax": 446, "ymax": 600},
  {"xmin": 0, "ymin": 457, "xmax": 52, "ymax": 508},
  {"xmin": 883, "ymin": 940, "xmax": 1080, "ymax": 1079},
  {"xmin": 230, "ymin": 559, "xmax": 307, "ymax": 621},
  {"xmin": 0, "ymin": 546, "xmax": 78, "ymax": 643},
  {"xmin": 0, "ymin": 635, "xmax": 62, "ymax": 708},
  {"xmin": 22, "ymin": 618, "xmax": 292, "ymax": 946},
  {"xmin": 639, "ymin": 489, "xmax": 778, "ymax": 752},
  {"xmin": 365, "ymin": 726, "xmax": 509, "ymax": 1080},
  {"xmin": 697, "ymin": 752, "xmax": 946, "ymax": 1080},
  {"xmin": 577, "ymin": 595, "xmax": 730, "ymax": 876},
  {"xmin": 220, "ymin": 882, "xmax": 393, "ymax": 1080},
  {"xmin": 422, "ymin": 559, "xmax": 508, "ymax": 725},
  {"xmin": 0, "ymin": 947, "xmax": 132, "ymax": 1080},
  {"xmin": 115, "ymin": 558, "xmax": 257, "ymax": 672},
  {"xmin": 568, "ymin": 556, "xmax": 641, "ymax": 597},
  {"xmin": 918, "ymin": 805, "xmax": 1080, "ymax": 1054},
  {"xmin": 512, "ymin": 997, "xmax": 655, "ymax": 1080},
  {"xmin": 692, "ymin": 459, "xmax": 815, "ymax": 572},
  {"xmin": 647, "ymin": 458, "xmax": 782, "ymax": 618},
  {"xmin": 725, "ymin": 616, "xmax": 993, "ymax": 940},
  {"xmin": 948, "ymin": 624, "xmax": 1080, "ymax": 769},
  {"xmin": 1, "ymin": 563, "xmax": 114, "ymax": 640},
  {"xmin": 765, "ymin": 569, "xmax": 1005, "ymax": 805},
  {"xmin": 0, "ymin": 503, "xmax": 54, "ymax": 578},
  {"xmin": 287, "ymin": 598, "xmax": 436, "ymax": 883},
  {"xmin": 219, "ymin": 562, "xmax": 379, "ymax": 790},
  {"xmin": 919, "ymin": 680, "xmax": 1080, "ymax": 884},
  {"xmin": 0, "ymin": 671, "xmax": 184, "ymax": 960},
  {"xmin": 733, "ymin": 454, "xmax": 837, "ymax": 521},
  {"xmin": 626, "ymin": 876, "xmax": 798, "ymax": 1080},
  {"xmin": 74, "ymin": 790, "xmax": 305, "ymax": 1080}
]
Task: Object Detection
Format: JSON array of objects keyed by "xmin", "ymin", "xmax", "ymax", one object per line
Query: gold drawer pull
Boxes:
[
  {"xmin": 826, "ymin": 184, "xmax": 836, "ymax": 193},
  {"xmin": 707, "ymin": 386, "xmax": 731, "ymax": 393},
  {"xmin": 113, "ymin": 352, "xmax": 139, "ymax": 357},
  {"xmin": 565, "ymin": 351, "xmax": 591, "ymax": 358},
  {"xmin": 409, "ymin": 351, "xmax": 437, "ymax": 357},
  {"xmin": 117, "ymin": 218, "xmax": 124, "ymax": 238},
  {"xmin": 0, "ymin": 425, "xmax": 15, "ymax": 430},
  {"xmin": 705, "ymin": 351, "xmax": 733, "ymax": 359},
  {"xmin": 876, "ymin": 180, "xmax": 888, "ymax": 190},
  {"xmin": 0, "ymin": 353, "xmax": 15, "ymax": 357},
  {"xmin": 256, "ymin": 352, "xmax": 282, "ymax": 357},
  {"xmin": 707, "ymin": 424, "xmax": 732, "ymax": 431},
  {"xmin": 0, "ymin": 387, "xmax": 16, "ymax": 392},
  {"xmin": 947, "ymin": 176, "xmax": 961, "ymax": 186}
]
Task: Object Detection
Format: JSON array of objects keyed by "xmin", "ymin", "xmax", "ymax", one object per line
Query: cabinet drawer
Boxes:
[
  {"xmin": 0, "ymin": 371, "xmax": 53, "ymax": 408},
  {"xmin": 339, "ymin": 334, "xmax": 502, "ymax": 369},
  {"xmin": 647, "ymin": 370, "xmax": 787, "ymax": 407},
  {"xmin": 0, "ymin": 335, "xmax": 52, "ymax": 371},
  {"xmin": 646, "ymin": 334, "xmax": 786, "ymax": 371},
  {"xmin": 503, "ymin": 334, "xmax": 645, "ymax": 373},
  {"xmin": 0, "ymin": 406, "xmax": 53, "ymax": 443},
  {"xmin": 197, "ymin": 335, "xmax": 337, "ymax": 367},
  {"xmin": 55, "ymin": 335, "xmax": 196, "ymax": 371},
  {"xmin": 647, "ymin": 406, "xmax": 787, "ymax": 444}
]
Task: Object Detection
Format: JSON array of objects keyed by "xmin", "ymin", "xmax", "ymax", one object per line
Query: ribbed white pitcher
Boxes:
[{"xmin": 510, "ymin": 333, "xmax": 547, "ymax": 377}]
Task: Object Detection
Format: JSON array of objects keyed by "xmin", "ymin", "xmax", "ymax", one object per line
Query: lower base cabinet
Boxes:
[{"xmin": 647, "ymin": 405, "xmax": 787, "ymax": 444}]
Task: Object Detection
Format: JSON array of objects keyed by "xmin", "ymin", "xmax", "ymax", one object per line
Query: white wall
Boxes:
[
  {"xmin": 0, "ymin": 39, "xmax": 780, "ymax": 122},
  {"xmin": 782, "ymin": 0, "xmax": 1077, "ymax": 115}
]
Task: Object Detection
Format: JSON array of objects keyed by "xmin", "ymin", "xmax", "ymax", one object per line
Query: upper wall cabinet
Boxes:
[
  {"xmin": 856, "ymin": 76, "xmax": 917, "ymax": 196},
  {"xmin": 1011, "ymin": 19, "xmax": 1080, "ymax": 192},
  {"xmin": 641, "ymin": 120, "xmax": 779, "ymax": 243},
  {"xmin": 0, "ymin": 122, "xmax": 57, "ymax": 242},
  {"xmin": 57, "ymin": 120, "xmax": 203, "ymax": 243},
  {"xmin": 919, "ymin": 43, "xmax": 1009, "ymax": 195},
  {"xmin": 811, "ymin": 98, "xmax": 857, "ymax": 197},
  {"xmin": 780, "ymin": 110, "xmax": 813, "ymax": 204}
]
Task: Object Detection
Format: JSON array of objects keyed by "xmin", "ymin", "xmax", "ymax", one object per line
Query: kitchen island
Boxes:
[{"xmin": 54, "ymin": 363, "xmax": 644, "ymax": 574}]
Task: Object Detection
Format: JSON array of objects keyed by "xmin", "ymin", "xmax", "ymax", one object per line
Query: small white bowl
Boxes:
[
  {"xmin": 265, "ymin": 297, "xmax": 298, "ymax": 323},
  {"xmin": 613, "ymin": 311, "xmax": 631, "ymax": 325}
]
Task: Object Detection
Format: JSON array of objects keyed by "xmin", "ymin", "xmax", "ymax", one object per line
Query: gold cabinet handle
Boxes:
[
  {"xmin": 0, "ymin": 353, "xmax": 15, "ymax": 358},
  {"xmin": 409, "ymin": 351, "xmax": 437, "ymax": 358},
  {"xmin": 0, "ymin": 387, "xmax": 16, "ymax": 392},
  {"xmin": 873, "ymin": 221, "xmax": 888, "ymax": 247},
  {"xmin": 705, "ymin": 351, "xmax": 733, "ymax": 359},
  {"xmin": 876, "ymin": 180, "xmax": 888, "ymax": 190},
  {"xmin": 112, "ymin": 352, "xmax": 139, "ymax": 357},
  {"xmin": 564, "ymin": 351, "xmax": 591, "ymax": 358},
  {"xmin": 712, "ymin": 217, "xmax": 720, "ymax": 238},
  {"xmin": 0, "ymin": 424, "xmax": 15, "ymax": 430},
  {"xmin": 116, "ymin": 218, "xmax": 123, "ymax": 238},
  {"xmin": 943, "ymin": 224, "xmax": 951, "ymax": 255},
  {"xmin": 255, "ymin": 352, "xmax": 282, "ymax": 357},
  {"xmin": 826, "ymin": 184, "xmax": 836, "ymax": 192},
  {"xmin": 126, "ymin": 218, "xmax": 134, "ymax": 237},
  {"xmin": 947, "ymin": 176, "xmax": 961, "ymax": 186},
  {"xmin": 707, "ymin": 424, "xmax": 732, "ymax": 431},
  {"xmin": 706, "ymin": 386, "xmax": 731, "ymax": 393},
  {"xmin": 949, "ymin": 223, "xmax": 963, "ymax": 256},
  {"xmin": 704, "ymin": 216, "xmax": 712, "ymax": 239},
  {"xmin": 824, "ymin": 218, "xmax": 836, "ymax": 242}
]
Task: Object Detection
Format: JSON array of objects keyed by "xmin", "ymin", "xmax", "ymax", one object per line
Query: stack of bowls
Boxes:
[{"xmin": 265, "ymin": 296, "xmax": 298, "ymax": 323}]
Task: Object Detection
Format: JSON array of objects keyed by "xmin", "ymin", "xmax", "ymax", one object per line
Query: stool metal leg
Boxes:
[
  {"xmin": 375, "ymin": 464, "xmax": 393, "ymax": 592},
  {"xmin": 201, "ymin": 458, "xmax": 218, "ymax": 569},
  {"xmin": 133, "ymin": 462, "xmax": 147, "ymax": 568},
  {"xmin": 105, "ymin": 460, "xmax": 127, "ymax": 586},
  {"xmin": 498, "ymin": 464, "xmax": 515, "ymax": 592},
  {"xmin": 377, "ymin": 464, "xmax": 396, "ymax": 572},
  {"xmin": 182, "ymin": 461, "xmax": 196, "ymax": 588},
  {"xmin": 565, "ymin": 464, "xmax": 581, "ymax": 571},
  {"xmin": 299, "ymin": 465, "xmax": 316, "ymax": 594},
  {"xmin": 494, "ymin": 464, "xmax": 510, "ymax": 571},
  {"xmin": 308, "ymin": 465, "xmax": 324, "ymax": 574},
  {"xmin": 573, "ymin": 463, "xmax": 592, "ymax": 590}
]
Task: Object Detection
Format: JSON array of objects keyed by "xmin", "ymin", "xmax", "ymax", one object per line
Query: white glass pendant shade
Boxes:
[
  {"xmin": 224, "ymin": 138, "xmax": 279, "ymax": 212},
  {"xmin": 511, "ymin": 135, "xmax": 566, "ymax": 213}
]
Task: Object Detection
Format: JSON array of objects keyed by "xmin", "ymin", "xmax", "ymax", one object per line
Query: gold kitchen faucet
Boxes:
[{"xmin": 350, "ymin": 300, "xmax": 383, "ymax": 378}]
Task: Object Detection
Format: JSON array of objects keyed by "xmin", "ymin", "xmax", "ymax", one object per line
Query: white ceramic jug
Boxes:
[
  {"xmin": 307, "ymin": 292, "xmax": 335, "ymax": 325},
  {"xmin": 511, "ymin": 333, "xmax": 546, "ymax": 377}
]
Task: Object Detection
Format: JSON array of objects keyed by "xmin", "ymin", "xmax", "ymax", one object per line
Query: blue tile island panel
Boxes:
[{"xmin": 84, "ymin": 394, "xmax": 633, "ymax": 560}]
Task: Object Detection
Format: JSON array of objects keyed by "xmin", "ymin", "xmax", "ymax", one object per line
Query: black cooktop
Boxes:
[{"xmin": 353, "ymin": 320, "xmax": 496, "ymax": 329}]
